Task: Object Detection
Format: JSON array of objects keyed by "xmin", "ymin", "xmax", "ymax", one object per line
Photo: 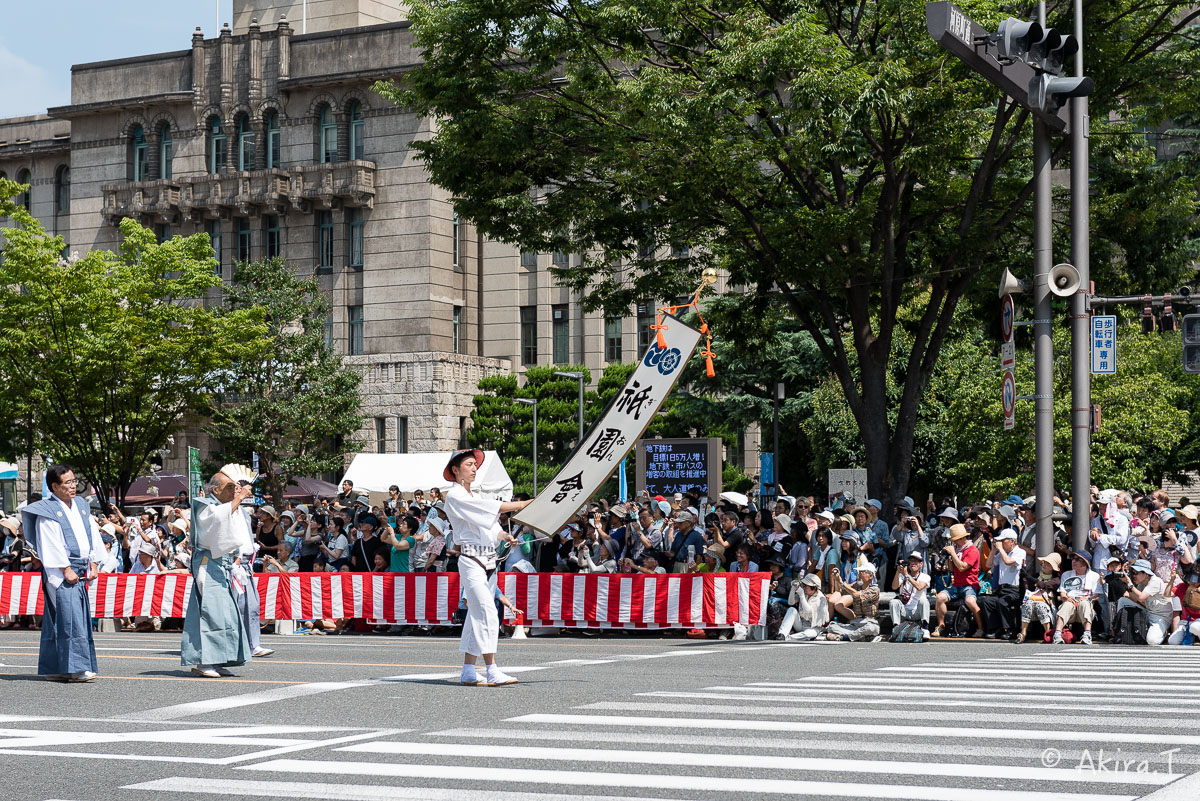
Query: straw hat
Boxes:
[{"xmin": 948, "ymin": 523, "xmax": 970, "ymax": 541}]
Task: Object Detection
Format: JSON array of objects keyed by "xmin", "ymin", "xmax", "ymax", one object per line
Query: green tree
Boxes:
[
  {"xmin": 0, "ymin": 179, "xmax": 266, "ymax": 505},
  {"xmin": 380, "ymin": 0, "xmax": 1200, "ymax": 509},
  {"xmin": 204, "ymin": 257, "xmax": 365, "ymax": 508}
]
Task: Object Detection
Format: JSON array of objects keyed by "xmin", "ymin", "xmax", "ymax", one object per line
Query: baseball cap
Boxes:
[{"xmin": 997, "ymin": 528, "xmax": 1017, "ymax": 541}]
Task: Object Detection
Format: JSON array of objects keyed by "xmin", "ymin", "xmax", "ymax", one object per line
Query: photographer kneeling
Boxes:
[
  {"xmin": 890, "ymin": 551, "xmax": 931, "ymax": 640},
  {"xmin": 778, "ymin": 573, "xmax": 830, "ymax": 640}
]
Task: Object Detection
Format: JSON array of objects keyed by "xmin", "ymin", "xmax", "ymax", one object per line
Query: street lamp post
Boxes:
[
  {"xmin": 553, "ymin": 370, "xmax": 585, "ymax": 444},
  {"xmin": 515, "ymin": 398, "xmax": 539, "ymax": 495},
  {"xmin": 774, "ymin": 382, "xmax": 784, "ymax": 500}
]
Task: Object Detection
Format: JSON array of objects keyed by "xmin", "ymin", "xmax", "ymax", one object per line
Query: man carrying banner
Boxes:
[
  {"xmin": 21, "ymin": 464, "xmax": 104, "ymax": 682},
  {"xmin": 442, "ymin": 448, "xmax": 531, "ymax": 687}
]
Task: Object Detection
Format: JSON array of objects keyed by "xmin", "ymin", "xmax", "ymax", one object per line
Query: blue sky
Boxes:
[{"xmin": 0, "ymin": 1, "xmax": 235, "ymax": 118}]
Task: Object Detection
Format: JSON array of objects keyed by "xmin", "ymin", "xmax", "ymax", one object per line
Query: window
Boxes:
[
  {"xmin": 208, "ymin": 221, "xmax": 223, "ymax": 275},
  {"xmin": 453, "ymin": 305, "xmax": 463, "ymax": 354},
  {"xmin": 552, "ymin": 248, "xmax": 569, "ymax": 268},
  {"xmin": 347, "ymin": 305, "xmax": 364, "ymax": 355},
  {"xmin": 552, "ymin": 305, "xmax": 569, "ymax": 364},
  {"xmin": 155, "ymin": 223, "xmax": 171, "ymax": 244},
  {"xmin": 671, "ymin": 241, "xmax": 690, "ymax": 259},
  {"xmin": 348, "ymin": 101, "xmax": 364, "ymax": 160},
  {"xmin": 375, "ymin": 417, "xmax": 387, "ymax": 454},
  {"xmin": 396, "ymin": 416, "xmax": 408, "ymax": 454},
  {"xmin": 458, "ymin": 417, "xmax": 469, "ymax": 449},
  {"xmin": 316, "ymin": 211, "xmax": 334, "ymax": 270},
  {"xmin": 520, "ymin": 306, "xmax": 537, "ymax": 365},
  {"xmin": 323, "ymin": 312, "xmax": 333, "ymax": 349},
  {"xmin": 131, "ymin": 125, "xmax": 148, "ymax": 181},
  {"xmin": 236, "ymin": 217, "xmax": 251, "ymax": 263},
  {"xmin": 208, "ymin": 117, "xmax": 226, "ymax": 174},
  {"xmin": 319, "ymin": 105, "xmax": 336, "ymax": 163},
  {"xmin": 347, "ymin": 208, "xmax": 363, "ymax": 269},
  {"xmin": 732, "ymin": 428, "xmax": 746, "ymax": 471},
  {"xmin": 637, "ymin": 199, "xmax": 654, "ymax": 259},
  {"xmin": 263, "ymin": 215, "xmax": 280, "ymax": 259},
  {"xmin": 15, "ymin": 169, "xmax": 30, "ymax": 211},
  {"xmin": 159, "ymin": 124, "xmax": 173, "ymax": 179},
  {"xmin": 605, "ymin": 316, "xmax": 623, "ymax": 363},
  {"xmin": 237, "ymin": 115, "xmax": 255, "ymax": 171},
  {"xmin": 637, "ymin": 300, "xmax": 655, "ymax": 354},
  {"xmin": 452, "ymin": 211, "xmax": 461, "ymax": 270},
  {"xmin": 265, "ymin": 111, "xmax": 280, "ymax": 169},
  {"xmin": 55, "ymin": 166, "xmax": 70, "ymax": 214},
  {"xmin": 520, "ymin": 249, "xmax": 537, "ymax": 269}
]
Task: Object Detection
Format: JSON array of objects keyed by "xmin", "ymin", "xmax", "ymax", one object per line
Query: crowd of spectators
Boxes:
[{"xmin": 2, "ymin": 478, "xmax": 1198, "ymax": 645}]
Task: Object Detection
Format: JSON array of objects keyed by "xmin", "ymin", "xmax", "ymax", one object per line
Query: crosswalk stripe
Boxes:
[
  {"xmin": 125, "ymin": 776, "xmax": 702, "ymax": 801},
  {"xmin": 634, "ymin": 690, "xmax": 1196, "ymax": 712},
  {"xmin": 240, "ymin": 758, "xmax": 1137, "ymax": 801},
  {"xmin": 874, "ymin": 666, "xmax": 1200, "ymax": 678},
  {"xmin": 577, "ymin": 701, "xmax": 1197, "ymax": 728},
  {"xmin": 428, "ymin": 727, "xmax": 1200, "ymax": 765},
  {"xmin": 336, "ymin": 740, "xmax": 1168, "ymax": 786},
  {"xmin": 742, "ymin": 683, "xmax": 1196, "ymax": 700},
  {"xmin": 507, "ymin": 713, "xmax": 1200, "ymax": 746},
  {"xmin": 755, "ymin": 676, "xmax": 1200, "ymax": 691}
]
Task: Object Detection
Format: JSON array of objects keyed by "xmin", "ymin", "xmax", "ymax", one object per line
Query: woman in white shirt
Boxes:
[{"xmin": 442, "ymin": 449, "xmax": 531, "ymax": 687}]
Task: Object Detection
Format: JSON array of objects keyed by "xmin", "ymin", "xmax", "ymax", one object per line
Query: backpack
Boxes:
[
  {"xmin": 949, "ymin": 603, "xmax": 977, "ymax": 638},
  {"xmin": 1113, "ymin": 604, "xmax": 1148, "ymax": 645},
  {"xmin": 889, "ymin": 620, "xmax": 924, "ymax": 643}
]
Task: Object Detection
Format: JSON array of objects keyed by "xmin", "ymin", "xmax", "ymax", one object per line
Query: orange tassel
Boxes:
[
  {"xmin": 656, "ymin": 328, "xmax": 667, "ymax": 349},
  {"xmin": 705, "ymin": 354, "xmax": 715, "ymax": 377}
]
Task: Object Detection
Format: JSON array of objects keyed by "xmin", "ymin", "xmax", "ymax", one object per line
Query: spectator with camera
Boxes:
[
  {"xmin": 981, "ymin": 529, "xmax": 1024, "ymax": 639},
  {"xmin": 895, "ymin": 508, "xmax": 930, "ymax": 565},
  {"xmin": 1015, "ymin": 553, "xmax": 1060, "ymax": 644},
  {"xmin": 1116, "ymin": 559, "xmax": 1175, "ymax": 645},
  {"xmin": 666, "ymin": 510, "xmax": 705, "ymax": 573},
  {"xmin": 932, "ymin": 524, "xmax": 982, "ymax": 637},
  {"xmin": 825, "ymin": 557, "xmax": 880, "ymax": 641},
  {"xmin": 890, "ymin": 551, "xmax": 931, "ymax": 639},
  {"xmin": 779, "ymin": 573, "xmax": 830, "ymax": 639},
  {"xmin": 1168, "ymin": 570, "xmax": 1200, "ymax": 645}
]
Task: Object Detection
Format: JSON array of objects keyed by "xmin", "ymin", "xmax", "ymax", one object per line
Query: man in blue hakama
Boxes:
[
  {"xmin": 21, "ymin": 464, "xmax": 103, "ymax": 683},
  {"xmin": 181, "ymin": 467, "xmax": 254, "ymax": 678}
]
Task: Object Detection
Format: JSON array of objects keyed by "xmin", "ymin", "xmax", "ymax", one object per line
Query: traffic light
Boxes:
[
  {"xmin": 1028, "ymin": 73, "xmax": 1094, "ymax": 113},
  {"xmin": 1183, "ymin": 314, "xmax": 1200, "ymax": 373},
  {"xmin": 995, "ymin": 18, "xmax": 1042, "ymax": 62}
]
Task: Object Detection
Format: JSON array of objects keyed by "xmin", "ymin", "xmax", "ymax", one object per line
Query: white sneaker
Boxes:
[
  {"xmin": 252, "ymin": 647, "xmax": 275, "ymax": 658},
  {"xmin": 215, "ymin": 667, "xmax": 236, "ymax": 677},
  {"xmin": 920, "ymin": 628, "xmax": 931, "ymax": 642},
  {"xmin": 68, "ymin": 671, "xmax": 98, "ymax": 683},
  {"xmin": 460, "ymin": 666, "xmax": 480, "ymax": 686},
  {"xmin": 484, "ymin": 667, "xmax": 519, "ymax": 686},
  {"xmin": 190, "ymin": 665, "xmax": 220, "ymax": 678},
  {"xmin": 1052, "ymin": 631, "xmax": 1065, "ymax": 645}
]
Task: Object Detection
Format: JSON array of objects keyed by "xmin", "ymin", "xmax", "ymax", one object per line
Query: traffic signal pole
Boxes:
[
  {"xmin": 1069, "ymin": 0, "xmax": 1091, "ymax": 552},
  {"xmin": 1034, "ymin": 114, "xmax": 1055, "ymax": 559}
]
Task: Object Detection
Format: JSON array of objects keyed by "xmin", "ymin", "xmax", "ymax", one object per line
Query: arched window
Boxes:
[
  {"xmin": 16, "ymin": 169, "xmax": 31, "ymax": 211},
  {"xmin": 208, "ymin": 117, "xmax": 226, "ymax": 174},
  {"xmin": 265, "ymin": 110, "xmax": 280, "ymax": 169},
  {"xmin": 131, "ymin": 125, "xmax": 148, "ymax": 182},
  {"xmin": 348, "ymin": 100, "xmax": 364, "ymax": 160},
  {"xmin": 159, "ymin": 123, "xmax": 173, "ymax": 180},
  {"xmin": 318, "ymin": 104, "xmax": 336, "ymax": 163},
  {"xmin": 237, "ymin": 114, "xmax": 255, "ymax": 171},
  {"xmin": 55, "ymin": 166, "xmax": 70, "ymax": 214}
]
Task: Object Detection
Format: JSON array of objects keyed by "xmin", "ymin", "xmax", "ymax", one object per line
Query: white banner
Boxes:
[{"xmin": 513, "ymin": 314, "xmax": 702, "ymax": 536}]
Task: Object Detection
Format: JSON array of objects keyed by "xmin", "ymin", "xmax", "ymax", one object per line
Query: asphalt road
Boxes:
[{"xmin": 1, "ymin": 628, "xmax": 1199, "ymax": 801}]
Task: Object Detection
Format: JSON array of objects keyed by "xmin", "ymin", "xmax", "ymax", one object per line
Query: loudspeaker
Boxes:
[
  {"xmin": 998, "ymin": 266, "xmax": 1031, "ymax": 299},
  {"xmin": 1049, "ymin": 262, "xmax": 1081, "ymax": 297}
]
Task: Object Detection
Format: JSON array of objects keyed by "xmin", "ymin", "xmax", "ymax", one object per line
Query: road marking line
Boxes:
[
  {"xmin": 745, "ymin": 682, "xmax": 1199, "ymax": 698},
  {"xmin": 635, "ymin": 691, "xmax": 1194, "ymax": 712},
  {"xmin": 126, "ymin": 776, "xmax": 705, "ymax": 801},
  {"xmin": 114, "ymin": 680, "xmax": 374, "ymax": 721},
  {"xmin": 376, "ymin": 666, "xmax": 550, "ymax": 683},
  {"xmin": 752, "ymin": 676, "xmax": 1200, "ymax": 690},
  {"xmin": 240, "ymin": 758, "xmax": 1137, "ymax": 800},
  {"xmin": 337, "ymin": 740, "xmax": 1167, "ymax": 786},
  {"xmin": 577, "ymin": 701, "xmax": 1197, "ymax": 728},
  {"xmin": 507, "ymin": 713, "xmax": 1200, "ymax": 746},
  {"xmin": 425, "ymin": 728, "xmax": 1200, "ymax": 764},
  {"xmin": 2, "ymin": 674, "xmax": 305, "ymax": 685},
  {"xmin": 874, "ymin": 666, "xmax": 1200, "ymax": 678}
]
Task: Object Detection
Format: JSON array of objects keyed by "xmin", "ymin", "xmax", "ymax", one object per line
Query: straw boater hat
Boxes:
[{"xmin": 443, "ymin": 448, "xmax": 485, "ymax": 482}]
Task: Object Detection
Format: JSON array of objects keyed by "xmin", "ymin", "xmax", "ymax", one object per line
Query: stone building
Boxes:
[{"xmin": 0, "ymin": 0, "xmax": 753, "ymax": 494}]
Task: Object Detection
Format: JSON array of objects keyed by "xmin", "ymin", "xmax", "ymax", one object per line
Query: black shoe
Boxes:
[{"xmin": 984, "ymin": 632, "xmax": 999, "ymax": 639}]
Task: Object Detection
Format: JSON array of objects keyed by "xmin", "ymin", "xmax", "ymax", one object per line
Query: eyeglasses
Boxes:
[{"xmin": 58, "ymin": 479, "xmax": 78, "ymax": 487}]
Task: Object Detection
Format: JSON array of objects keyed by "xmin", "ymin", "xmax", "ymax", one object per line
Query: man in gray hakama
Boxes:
[
  {"xmin": 21, "ymin": 465, "xmax": 103, "ymax": 683},
  {"xmin": 181, "ymin": 470, "xmax": 254, "ymax": 677}
]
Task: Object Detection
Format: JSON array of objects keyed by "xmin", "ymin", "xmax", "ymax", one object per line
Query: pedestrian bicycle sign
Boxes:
[
  {"xmin": 1002, "ymin": 369, "xmax": 1015, "ymax": 430},
  {"xmin": 1092, "ymin": 315, "xmax": 1116, "ymax": 374}
]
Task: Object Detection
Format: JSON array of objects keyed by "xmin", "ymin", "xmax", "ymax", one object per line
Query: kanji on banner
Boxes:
[{"xmin": 513, "ymin": 313, "xmax": 702, "ymax": 536}]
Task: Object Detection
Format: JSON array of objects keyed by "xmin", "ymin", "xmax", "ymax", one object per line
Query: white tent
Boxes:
[{"xmin": 339, "ymin": 452, "xmax": 513, "ymax": 500}]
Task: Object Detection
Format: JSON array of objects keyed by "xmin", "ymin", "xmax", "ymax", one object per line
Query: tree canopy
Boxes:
[
  {"xmin": 380, "ymin": 0, "xmax": 1200, "ymax": 508},
  {"xmin": 0, "ymin": 179, "xmax": 266, "ymax": 504}
]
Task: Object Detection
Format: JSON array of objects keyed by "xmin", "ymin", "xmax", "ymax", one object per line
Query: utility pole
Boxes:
[
  {"xmin": 1069, "ymin": 0, "xmax": 1091, "ymax": 551},
  {"xmin": 515, "ymin": 398, "xmax": 539, "ymax": 495}
]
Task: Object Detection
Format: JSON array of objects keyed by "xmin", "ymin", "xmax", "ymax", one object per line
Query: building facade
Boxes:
[{"xmin": 0, "ymin": 0, "xmax": 749, "ymax": 488}]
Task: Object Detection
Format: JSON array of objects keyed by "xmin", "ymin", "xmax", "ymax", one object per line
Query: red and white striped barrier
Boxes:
[
  {"xmin": 500, "ymin": 572, "xmax": 768, "ymax": 628},
  {"xmin": 0, "ymin": 571, "xmax": 767, "ymax": 628}
]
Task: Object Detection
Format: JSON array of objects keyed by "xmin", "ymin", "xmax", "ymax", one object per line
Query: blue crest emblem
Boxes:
[{"xmin": 643, "ymin": 345, "xmax": 683, "ymax": 376}]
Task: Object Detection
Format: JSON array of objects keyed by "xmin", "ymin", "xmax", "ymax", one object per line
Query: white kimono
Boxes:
[
  {"xmin": 37, "ymin": 497, "xmax": 104, "ymax": 590},
  {"xmin": 444, "ymin": 483, "xmax": 504, "ymax": 655}
]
